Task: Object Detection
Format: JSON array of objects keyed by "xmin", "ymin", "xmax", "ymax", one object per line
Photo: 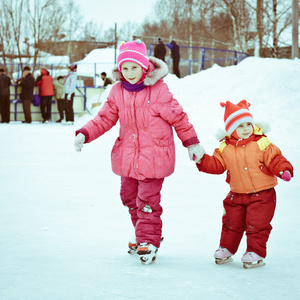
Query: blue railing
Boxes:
[
  {"xmin": 148, "ymin": 44, "xmax": 248, "ymax": 75},
  {"xmin": 4, "ymin": 45, "xmax": 248, "ymax": 84}
]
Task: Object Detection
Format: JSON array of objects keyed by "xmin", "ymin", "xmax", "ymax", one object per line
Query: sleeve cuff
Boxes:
[
  {"xmin": 182, "ymin": 137, "xmax": 200, "ymax": 147},
  {"xmin": 75, "ymin": 128, "xmax": 89, "ymax": 143}
]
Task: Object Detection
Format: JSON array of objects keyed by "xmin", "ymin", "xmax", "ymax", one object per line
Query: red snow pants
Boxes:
[
  {"xmin": 120, "ymin": 177, "xmax": 164, "ymax": 248},
  {"xmin": 219, "ymin": 188, "xmax": 276, "ymax": 258}
]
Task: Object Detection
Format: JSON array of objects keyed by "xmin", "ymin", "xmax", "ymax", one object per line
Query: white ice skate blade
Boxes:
[
  {"xmin": 215, "ymin": 256, "xmax": 233, "ymax": 265},
  {"xmin": 140, "ymin": 252, "xmax": 157, "ymax": 265},
  {"xmin": 138, "ymin": 246, "xmax": 158, "ymax": 265},
  {"xmin": 128, "ymin": 248, "xmax": 137, "ymax": 255},
  {"xmin": 243, "ymin": 259, "xmax": 265, "ymax": 269}
]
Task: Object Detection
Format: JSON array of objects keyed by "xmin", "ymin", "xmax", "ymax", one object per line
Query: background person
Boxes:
[
  {"xmin": 166, "ymin": 40, "xmax": 181, "ymax": 78},
  {"xmin": 36, "ymin": 67, "xmax": 54, "ymax": 123},
  {"xmin": 0, "ymin": 68, "xmax": 11, "ymax": 123},
  {"xmin": 100, "ymin": 72, "xmax": 113, "ymax": 87},
  {"xmin": 64, "ymin": 64, "xmax": 77, "ymax": 125},
  {"xmin": 16, "ymin": 66, "xmax": 34, "ymax": 123},
  {"xmin": 154, "ymin": 38, "xmax": 166, "ymax": 62},
  {"xmin": 53, "ymin": 76, "xmax": 65, "ymax": 123}
]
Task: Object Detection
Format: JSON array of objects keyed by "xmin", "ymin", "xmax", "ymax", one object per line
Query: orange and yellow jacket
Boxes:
[{"xmin": 197, "ymin": 126, "xmax": 294, "ymax": 194}]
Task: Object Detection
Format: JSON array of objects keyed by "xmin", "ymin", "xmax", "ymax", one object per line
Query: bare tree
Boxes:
[
  {"xmin": 0, "ymin": 0, "xmax": 11, "ymax": 65},
  {"xmin": 264, "ymin": 0, "xmax": 292, "ymax": 57},
  {"xmin": 64, "ymin": 0, "xmax": 81, "ymax": 62},
  {"xmin": 118, "ymin": 21, "xmax": 140, "ymax": 42},
  {"xmin": 26, "ymin": 0, "xmax": 57, "ymax": 69},
  {"xmin": 82, "ymin": 21, "xmax": 104, "ymax": 41},
  {"xmin": 221, "ymin": 0, "xmax": 249, "ymax": 52},
  {"xmin": 1, "ymin": 0, "xmax": 26, "ymax": 65}
]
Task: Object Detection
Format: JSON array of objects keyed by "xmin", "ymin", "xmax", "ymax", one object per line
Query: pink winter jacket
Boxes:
[{"xmin": 76, "ymin": 57, "xmax": 199, "ymax": 180}]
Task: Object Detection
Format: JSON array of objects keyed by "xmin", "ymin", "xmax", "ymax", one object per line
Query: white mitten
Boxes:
[
  {"xmin": 74, "ymin": 133, "xmax": 85, "ymax": 152},
  {"xmin": 188, "ymin": 143, "xmax": 205, "ymax": 162}
]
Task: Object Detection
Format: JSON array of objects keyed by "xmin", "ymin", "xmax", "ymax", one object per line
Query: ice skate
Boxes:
[
  {"xmin": 128, "ymin": 237, "xmax": 138, "ymax": 255},
  {"xmin": 214, "ymin": 247, "xmax": 233, "ymax": 265},
  {"xmin": 128, "ymin": 237, "xmax": 164, "ymax": 256},
  {"xmin": 242, "ymin": 252, "xmax": 265, "ymax": 269},
  {"xmin": 137, "ymin": 243, "xmax": 158, "ymax": 265}
]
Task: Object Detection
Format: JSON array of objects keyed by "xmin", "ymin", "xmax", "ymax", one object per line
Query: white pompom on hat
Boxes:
[{"xmin": 220, "ymin": 100, "xmax": 254, "ymax": 135}]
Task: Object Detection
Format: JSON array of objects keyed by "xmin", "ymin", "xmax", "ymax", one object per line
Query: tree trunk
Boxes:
[
  {"xmin": 272, "ymin": 0, "xmax": 278, "ymax": 58},
  {"xmin": 292, "ymin": 0, "xmax": 299, "ymax": 58},
  {"xmin": 256, "ymin": 0, "xmax": 264, "ymax": 57},
  {"xmin": 223, "ymin": 0, "xmax": 247, "ymax": 53}
]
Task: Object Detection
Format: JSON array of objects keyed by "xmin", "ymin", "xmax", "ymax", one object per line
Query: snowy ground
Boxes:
[{"xmin": 1, "ymin": 57, "xmax": 300, "ymax": 300}]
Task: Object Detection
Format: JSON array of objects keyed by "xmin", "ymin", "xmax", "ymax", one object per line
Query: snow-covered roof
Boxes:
[{"xmin": 75, "ymin": 48, "xmax": 116, "ymax": 85}]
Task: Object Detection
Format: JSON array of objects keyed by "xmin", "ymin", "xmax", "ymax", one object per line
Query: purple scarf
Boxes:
[{"xmin": 122, "ymin": 80, "xmax": 146, "ymax": 92}]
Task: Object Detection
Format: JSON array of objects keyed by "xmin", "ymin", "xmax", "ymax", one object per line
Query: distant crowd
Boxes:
[{"xmin": 0, "ymin": 66, "xmax": 113, "ymax": 124}]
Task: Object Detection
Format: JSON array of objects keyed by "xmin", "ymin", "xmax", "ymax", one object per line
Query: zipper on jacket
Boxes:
[
  {"xmin": 236, "ymin": 138, "xmax": 242, "ymax": 146},
  {"xmin": 238, "ymin": 143, "xmax": 256, "ymax": 193},
  {"xmin": 132, "ymin": 93, "xmax": 140, "ymax": 175}
]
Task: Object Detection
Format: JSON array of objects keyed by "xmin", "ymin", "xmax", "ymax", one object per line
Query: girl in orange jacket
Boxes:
[{"xmin": 196, "ymin": 100, "xmax": 294, "ymax": 268}]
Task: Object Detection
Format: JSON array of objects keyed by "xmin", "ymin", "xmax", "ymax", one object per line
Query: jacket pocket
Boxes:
[
  {"xmin": 258, "ymin": 164, "xmax": 273, "ymax": 177},
  {"xmin": 225, "ymin": 170, "xmax": 230, "ymax": 183},
  {"xmin": 149, "ymin": 130, "xmax": 173, "ymax": 147}
]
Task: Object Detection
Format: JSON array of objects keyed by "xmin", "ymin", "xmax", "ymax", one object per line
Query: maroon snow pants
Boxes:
[
  {"xmin": 120, "ymin": 177, "xmax": 164, "ymax": 248},
  {"xmin": 219, "ymin": 188, "xmax": 276, "ymax": 258}
]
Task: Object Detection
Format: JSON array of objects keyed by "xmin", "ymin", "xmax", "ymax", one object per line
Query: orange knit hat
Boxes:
[{"xmin": 220, "ymin": 100, "xmax": 254, "ymax": 135}]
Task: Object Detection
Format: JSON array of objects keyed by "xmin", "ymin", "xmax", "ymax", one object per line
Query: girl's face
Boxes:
[
  {"xmin": 121, "ymin": 62, "xmax": 143, "ymax": 84},
  {"xmin": 235, "ymin": 122, "xmax": 253, "ymax": 139}
]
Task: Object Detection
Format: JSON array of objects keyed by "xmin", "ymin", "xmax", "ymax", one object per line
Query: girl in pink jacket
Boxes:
[{"xmin": 74, "ymin": 40, "xmax": 205, "ymax": 265}]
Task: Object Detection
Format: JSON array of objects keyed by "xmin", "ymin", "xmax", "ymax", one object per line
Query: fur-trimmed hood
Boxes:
[
  {"xmin": 216, "ymin": 121, "xmax": 271, "ymax": 141},
  {"xmin": 112, "ymin": 56, "xmax": 169, "ymax": 86}
]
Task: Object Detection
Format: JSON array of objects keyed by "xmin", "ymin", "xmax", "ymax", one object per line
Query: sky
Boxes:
[{"xmin": 74, "ymin": 0, "xmax": 158, "ymax": 30}]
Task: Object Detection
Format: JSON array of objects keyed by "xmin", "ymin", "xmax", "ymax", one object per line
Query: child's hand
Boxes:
[
  {"xmin": 188, "ymin": 143, "xmax": 205, "ymax": 162},
  {"xmin": 74, "ymin": 133, "xmax": 85, "ymax": 152},
  {"xmin": 280, "ymin": 171, "xmax": 291, "ymax": 181}
]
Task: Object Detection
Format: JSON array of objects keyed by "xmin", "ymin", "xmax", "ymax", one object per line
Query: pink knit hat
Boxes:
[
  {"xmin": 220, "ymin": 100, "xmax": 254, "ymax": 135},
  {"xmin": 117, "ymin": 39, "xmax": 149, "ymax": 71}
]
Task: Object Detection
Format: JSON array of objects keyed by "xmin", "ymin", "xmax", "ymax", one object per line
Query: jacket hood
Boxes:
[
  {"xmin": 112, "ymin": 56, "xmax": 168, "ymax": 86},
  {"xmin": 41, "ymin": 68, "xmax": 49, "ymax": 75},
  {"xmin": 216, "ymin": 121, "xmax": 271, "ymax": 141}
]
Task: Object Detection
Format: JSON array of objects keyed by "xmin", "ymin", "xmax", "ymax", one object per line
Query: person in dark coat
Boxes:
[
  {"xmin": 100, "ymin": 72, "xmax": 113, "ymax": 87},
  {"xmin": 166, "ymin": 40, "xmax": 181, "ymax": 78},
  {"xmin": 36, "ymin": 67, "xmax": 54, "ymax": 123},
  {"xmin": 154, "ymin": 38, "xmax": 166, "ymax": 62},
  {"xmin": 16, "ymin": 66, "xmax": 35, "ymax": 123},
  {"xmin": 0, "ymin": 68, "xmax": 11, "ymax": 123}
]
